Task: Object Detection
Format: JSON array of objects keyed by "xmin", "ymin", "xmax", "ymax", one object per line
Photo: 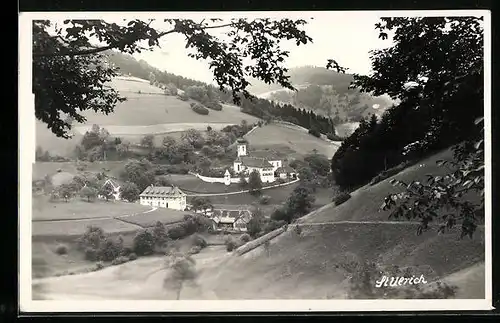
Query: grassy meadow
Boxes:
[{"xmin": 245, "ymin": 123, "xmax": 339, "ymax": 159}]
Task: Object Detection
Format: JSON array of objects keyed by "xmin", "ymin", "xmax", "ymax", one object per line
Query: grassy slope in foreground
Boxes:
[{"xmin": 197, "ymin": 149, "xmax": 485, "ymax": 299}]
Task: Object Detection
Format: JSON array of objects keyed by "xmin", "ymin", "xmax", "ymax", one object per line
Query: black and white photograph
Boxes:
[{"xmin": 19, "ymin": 10, "xmax": 491, "ymax": 312}]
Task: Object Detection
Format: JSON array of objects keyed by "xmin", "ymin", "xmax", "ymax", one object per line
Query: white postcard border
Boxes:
[{"xmin": 19, "ymin": 9, "xmax": 493, "ymax": 312}]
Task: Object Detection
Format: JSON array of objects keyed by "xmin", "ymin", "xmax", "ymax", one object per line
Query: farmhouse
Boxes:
[
  {"xmin": 233, "ymin": 138, "xmax": 290, "ymax": 183},
  {"xmin": 211, "ymin": 208, "xmax": 252, "ymax": 232},
  {"xmin": 98, "ymin": 178, "xmax": 123, "ymax": 201},
  {"xmin": 139, "ymin": 185, "xmax": 187, "ymax": 211},
  {"xmin": 276, "ymin": 166, "xmax": 297, "ymax": 179}
]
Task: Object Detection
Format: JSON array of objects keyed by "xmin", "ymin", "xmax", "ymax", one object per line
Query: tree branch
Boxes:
[{"xmin": 33, "ymin": 22, "xmax": 236, "ymax": 58}]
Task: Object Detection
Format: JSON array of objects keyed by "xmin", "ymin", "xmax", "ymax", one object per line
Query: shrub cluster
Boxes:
[
  {"xmin": 327, "ymin": 132, "xmax": 343, "ymax": 141},
  {"xmin": 190, "ymin": 102, "xmax": 210, "ymax": 115},
  {"xmin": 204, "ymin": 100, "xmax": 223, "ymax": 111},
  {"xmin": 308, "ymin": 128, "xmax": 321, "ymax": 138},
  {"xmin": 225, "ymin": 237, "xmax": 237, "ymax": 252},
  {"xmin": 333, "ymin": 192, "xmax": 352, "ymax": 206},
  {"xmin": 55, "ymin": 244, "xmax": 68, "ymax": 255},
  {"xmin": 368, "ymin": 162, "xmax": 408, "ymax": 186}
]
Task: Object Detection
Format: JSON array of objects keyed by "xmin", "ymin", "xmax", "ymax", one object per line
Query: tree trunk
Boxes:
[{"xmin": 176, "ymin": 281, "xmax": 183, "ymax": 300}]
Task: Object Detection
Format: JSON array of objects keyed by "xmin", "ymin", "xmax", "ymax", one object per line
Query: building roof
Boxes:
[
  {"xmin": 249, "ymin": 150, "xmax": 280, "ymax": 160},
  {"xmin": 212, "ymin": 209, "xmax": 252, "ymax": 224},
  {"xmin": 140, "ymin": 185, "xmax": 186, "ymax": 197},
  {"xmin": 276, "ymin": 166, "xmax": 296, "ymax": 173},
  {"xmin": 236, "ymin": 156, "xmax": 273, "ymax": 169},
  {"xmin": 102, "ymin": 178, "xmax": 123, "ymax": 188}
]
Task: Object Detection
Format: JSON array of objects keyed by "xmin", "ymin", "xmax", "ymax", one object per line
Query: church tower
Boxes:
[{"xmin": 236, "ymin": 138, "xmax": 248, "ymax": 157}]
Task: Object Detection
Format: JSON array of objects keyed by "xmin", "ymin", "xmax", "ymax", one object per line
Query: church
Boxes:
[{"xmin": 232, "ymin": 138, "xmax": 284, "ymax": 183}]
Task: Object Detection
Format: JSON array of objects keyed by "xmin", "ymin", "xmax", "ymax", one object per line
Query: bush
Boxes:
[
  {"xmin": 165, "ymin": 164, "xmax": 190, "ymax": 175},
  {"xmin": 99, "ymin": 239, "xmax": 123, "ymax": 261},
  {"xmin": 95, "ymin": 261, "xmax": 105, "ymax": 270},
  {"xmin": 327, "ymin": 132, "xmax": 343, "ymax": 141},
  {"xmin": 191, "ymin": 234, "xmax": 208, "ymax": 249},
  {"xmin": 204, "ymin": 100, "xmax": 223, "ymax": 111},
  {"xmin": 191, "ymin": 103, "xmax": 209, "ymax": 115},
  {"xmin": 121, "ymin": 247, "xmax": 133, "ymax": 256},
  {"xmin": 240, "ymin": 233, "xmax": 251, "ymax": 243},
  {"xmin": 259, "ymin": 195, "xmax": 271, "ymax": 205},
  {"xmin": 128, "ymin": 252, "xmax": 138, "ymax": 261},
  {"xmin": 84, "ymin": 247, "xmax": 99, "ymax": 261},
  {"xmin": 167, "ymin": 224, "xmax": 187, "ymax": 240},
  {"xmin": 177, "ymin": 93, "xmax": 189, "ymax": 101},
  {"xmin": 133, "ymin": 229, "xmax": 156, "ymax": 256},
  {"xmin": 369, "ymin": 163, "xmax": 408, "ymax": 186},
  {"xmin": 333, "ymin": 192, "xmax": 352, "ymax": 206},
  {"xmin": 225, "ymin": 238, "xmax": 237, "ymax": 252},
  {"xmin": 55, "ymin": 244, "xmax": 68, "ymax": 255},
  {"xmin": 111, "ymin": 256, "xmax": 130, "ymax": 266},
  {"xmin": 189, "ymin": 246, "xmax": 202, "ymax": 255},
  {"xmin": 294, "ymin": 225, "xmax": 303, "ymax": 236},
  {"xmin": 308, "ymin": 128, "xmax": 321, "ymax": 138},
  {"xmin": 264, "ymin": 219, "xmax": 287, "ymax": 234}
]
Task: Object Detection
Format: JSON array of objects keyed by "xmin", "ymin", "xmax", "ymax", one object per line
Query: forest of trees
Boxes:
[
  {"xmin": 107, "ymin": 51, "xmax": 207, "ymax": 90},
  {"xmin": 330, "ymin": 17, "xmax": 484, "ymax": 191}
]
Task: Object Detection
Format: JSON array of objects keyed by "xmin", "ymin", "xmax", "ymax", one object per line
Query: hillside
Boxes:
[
  {"xmin": 193, "ymin": 148, "xmax": 484, "ymax": 299},
  {"xmin": 35, "ymin": 76, "xmax": 259, "ymax": 156},
  {"xmin": 244, "ymin": 123, "xmax": 341, "ymax": 159},
  {"xmin": 33, "ymin": 148, "xmax": 484, "ymax": 300},
  {"xmin": 248, "ymin": 66, "xmax": 395, "ymax": 129}
]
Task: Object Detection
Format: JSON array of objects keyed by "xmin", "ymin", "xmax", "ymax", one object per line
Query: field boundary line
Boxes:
[{"xmin": 185, "ymin": 178, "xmax": 300, "ymax": 197}]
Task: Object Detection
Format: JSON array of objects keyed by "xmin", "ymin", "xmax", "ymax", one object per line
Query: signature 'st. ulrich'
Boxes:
[{"xmin": 375, "ymin": 275, "xmax": 428, "ymax": 288}]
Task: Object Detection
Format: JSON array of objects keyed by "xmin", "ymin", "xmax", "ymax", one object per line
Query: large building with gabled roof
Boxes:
[
  {"xmin": 232, "ymin": 138, "xmax": 283, "ymax": 183},
  {"xmin": 139, "ymin": 185, "xmax": 187, "ymax": 211}
]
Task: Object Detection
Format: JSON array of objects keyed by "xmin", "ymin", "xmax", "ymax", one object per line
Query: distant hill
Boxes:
[
  {"xmin": 247, "ymin": 66, "xmax": 395, "ymax": 126},
  {"xmin": 35, "ymin": 75, "xmax": 259, "ymax": 156}
]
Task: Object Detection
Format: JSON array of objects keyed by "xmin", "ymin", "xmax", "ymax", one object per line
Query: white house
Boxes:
[
  {"xmin": 139, "ymin": 185, "xmax": 187, "ymax": 211},
  {"xmin": 98, "ymin": 178, "xmax": 122, "ymax": 201},
  {"xmin": 232, "ymin": 138, "xmax": 283, "ymax": 183}
]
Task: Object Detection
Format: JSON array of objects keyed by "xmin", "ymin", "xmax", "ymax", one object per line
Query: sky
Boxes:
[{"xmin": 128, "ymin": 12, "xmax": 393, "ymax": 84}]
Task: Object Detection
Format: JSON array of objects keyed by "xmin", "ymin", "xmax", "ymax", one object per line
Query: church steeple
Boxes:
[{"xmin": 236, "ymin": 138, "xmax": 248, "ymax": 157}]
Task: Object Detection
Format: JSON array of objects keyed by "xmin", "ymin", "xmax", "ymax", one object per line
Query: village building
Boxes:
[
  {"xmin": 210, "ymin": 208, "xmax": 253, "ymax": 232},
  {"xmin": 232, "ymin": 138, "xmax": 291, "ymax": 183},
  {"xmin": 98, "ymin": 178, "xmax": 123, "ymax": 201},
  {"xmin": 276, "ymin": 166, "xmax": 298, "ymax": 179},
  {"xmin": 139, "ymin": 185, "xmax": 187, "ymax": 211}
]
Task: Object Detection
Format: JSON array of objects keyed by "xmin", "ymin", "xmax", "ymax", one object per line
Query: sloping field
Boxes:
[
  {"xmin": 36, "ymin": 121, "xmax": 83, "ymax": 157},
  {"xmin": 78, "ymin": 95, "xmax": 259, "ymax": 127},
  {"xmin": 245, "ymin": 123, "xmax": 339, "ymax": 158},
  {"xmin": 31, "ymin": 148, "xmax": 486, "ymax": 300},
  {"xmin": 302, "ymin": 148, "xmax": 481, "ymax": 224},
  {"xmin": 117, "ymin": 208, "xmax": 186, "ymax": 227},
  {"xmin": 335, "ymin": 122, "xmax": 359, "ymax": 138},
  {"xmin": 33, "ymin": 161, "xmax": 127, "ymax": 180},
  {"xmin": 35, "ymin": 76, "xmax": 259, "ymax": 156},
  {"xmin": 73, "ymin": 122, "xmax": 242, "ymax": 136},
  {"xmin": 33, "ymin": 246, "xmax": 230, "ymax": 300},
  {"xmin": 167, "ymin": 175, "xmax": 246, "ymax": 194},
  {"xmin": 32, "ymin": 218, "xmax": 140, "ymax": 239},
  {"xmin": 198, "ymin": 223, "xmax": 484, "ymax": 299}
]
